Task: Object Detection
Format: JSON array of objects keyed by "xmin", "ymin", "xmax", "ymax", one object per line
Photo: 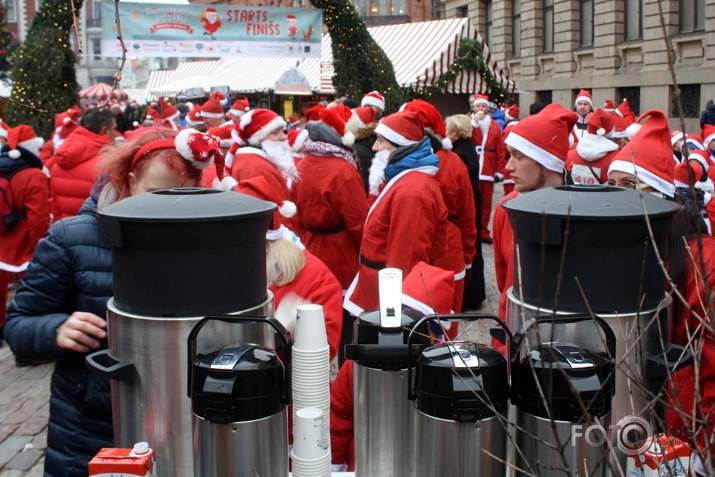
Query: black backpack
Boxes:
[{"xmin": 0, "ymin": 166, "xmax": 29, "ymax": 232}]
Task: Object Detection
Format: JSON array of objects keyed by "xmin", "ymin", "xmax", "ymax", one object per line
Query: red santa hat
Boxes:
[
  {"xmin": 352, "ymin": 106, "xmax": 375, "ymax": 127},
  {"xmin": 608, "ymin": 110, "xmax": 675, "ymax": 198},
  {"xmin": 186, "ymin": 105, "xmax": 204, "ymax": 126},
  {"xmin": 702, "ymin": 124, "xmax": 715, "ymax": 148},
  {"xmin": 234, "ymin": 176, "xmax": 297, "ymax": 240},
  {"xmin": 604, "ymin": 99, "xmax": 616, "ymax": 111},
  {"xmin": 0, "ymin": 121, "xmax": 10, "ymax": 140},
  {"xmin": 401, "ymin": 261, "xmax": 455, "ymax": 316},
  {"xmin": 670, "ymin": 130, "xmax": 685, "ymax": 146},
  {"xmin": 237, "ymin": 108, "xmax": 286, "ymax": 147},
  {"xmin": 374, "ymin": 111, "xmax": 425, "ymax": 147},
  {"xmin": 617, "ymin": 98, "xmax": 636, "ymax": 123},
  {"xmin": 145, "ymin": 108, "xmax": 160, "ymax": 123},
  {"xmin": 684, "ymin": 134, "xmax": 705, "ymax": 152},
  {"xmin": 304, "ymin": 103, "xmax": 325, "ymax": 122},
  {"xmin": 505, "ymin": 104, "xmax": 520, "ymax": 121},
  {"xmin": 472, "ymin": 94, "xmax": 489, "ymax": 107},
  {"xmin": 207, "ymin": 124, "xmax": 233, "ymax": 148},
  {"xmin": 587, "ymin": 109, "xmax": 616, "ymax": 137},
  {"xmin": 131, "ymin": 128, "xmax": 226, "ymax": 179},
  {"xmin": 200, "ymin": 92, "xmax": 226, "ymax": 119},
  {"xmin": 402, "ymin": 99, "xmax": 446, "ymax": 138},
  {"xmin": 683, "ymin": 149, "xmax": 711, "ymax": 174},
  {"xmin": 287, "ymin": 14, "xmax": 296, "ymax": 20},
  {"xmin": 68, "ymin": 105, "xmax": 82, "ymax": 121},
  {"xmin": 504, "ymin": 103, "xmax": 578, "ymax": 172},
  {"xmin": 287, "ymin": 129, "xmax": 309, "ymax": 153},
  {"xmin": 610, "ymin": 115, "xmax": 631, "ymax": 139},
  {"xmin": 229, "ymin": 97, "xmax": 250, "ymax": 117},
  {"xmin": 7, "ymin": 125, "xmax": 44, "ymax": 158},
  {"xmin": 574, "ymin": 89, "xmax": 594, "ymax": 109},
  {"xmin": 361, "ymin": 91, "xmax": 385, "ymax": 112},
  {"xmin": 674, "ymin": 159, "xmax": 706, "ymax": 188},
  {"xmin": 159, "ymin": 98, "xmax": 180, "ymax": 121},
  {"xmin": 319, "ymin": 103, "xmax": 362, "ymax": 147}
]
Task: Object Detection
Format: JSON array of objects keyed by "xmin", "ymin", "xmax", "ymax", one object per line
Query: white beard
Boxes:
[
  {"xmin": 368, "ymin": 149, "xmax": 391, "ymax": 196},
  {"xmin": 476, "ymin": 114, "xmax": 491, "ymax": 135},
  {"xmin": 262, "ymin": 139, "xmax": 299, "ymax": 188}
]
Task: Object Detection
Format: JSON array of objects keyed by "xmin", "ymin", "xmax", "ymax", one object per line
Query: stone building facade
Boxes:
[{"xmin": 441, "ymin": 0, "xmax": 713, "ymax": 132}]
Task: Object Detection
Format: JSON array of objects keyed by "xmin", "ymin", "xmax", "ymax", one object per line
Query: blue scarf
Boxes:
[
  {"xmin": 384, "ymin": 138, "xmax": 439, "ymax": 183},
  {"xmin": 0, "ymin": 145, "xmax": 43, "ymax": 173}
]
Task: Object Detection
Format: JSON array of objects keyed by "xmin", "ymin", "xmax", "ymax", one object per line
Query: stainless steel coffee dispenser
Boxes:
[
  {"xmin": 87, "ymin": 188, "xmax": 276, "ymax": 477},
  {"xmin": 409, "ymin": 314, "xmax": 511, "ymax": 477},
  {"xmin": 188, "ymin": 316, "xmax": 291, "ymax": 477}
]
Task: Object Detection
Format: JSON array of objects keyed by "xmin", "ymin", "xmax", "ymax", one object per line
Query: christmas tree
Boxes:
[
  {"xmin": 0, "ymin": 1, "xmax": 17, "ymax": 74},
  {"xmin": 309, "ymin": 0, "xmax": 406, "ymax": 113},
  {"xmin": 6, "ymin": 0, "xmax": 83, "ymax": 138}
]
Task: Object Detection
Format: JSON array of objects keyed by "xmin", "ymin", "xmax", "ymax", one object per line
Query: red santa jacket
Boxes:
[
  {"xmin": 230, "ymin": 147, "xmax": 294, "ymax": 228},
  {"xmin": 432, "ymin": 148, "xmax": 478, "ymax": 276},
  {"xmin": 330, "ymin": 360, "xmax": 356, "ymax": 471},
  {"xmin": 493, "ymin": 191, "xmax": 520, "ymax": 321},
  {"xmin": 269, "ymin": 251, "xmax": 343, "ymax": 360},
  {"xmin": 565, "ymin": 134, "xmax": 619, "ymax": 185},
  {"xmin": 471, "ymin": 115, "xmax": 506, "ymax": 181},
  {"xmin": 0, "ymin": 167, "xmax": 50, "ymax": 272},
  {"xmin": 292, "ymin": 153, "xmax": 368, "ymax": 289},
  {"xmin": 666, "ymin": 235, "xmax": 715, "ymax": 454},
  {"xmin": 50, "ymin": 126, "xmax": 111, "ymax": 220},
  {"xmin": 344, "ymin": 169, "xmax": 448, "ymax": 316}
]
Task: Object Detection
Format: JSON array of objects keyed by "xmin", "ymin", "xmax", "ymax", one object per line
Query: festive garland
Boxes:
[{"xmin": 423, "ymin": 38, "xmax": 509, "ymax": 101}]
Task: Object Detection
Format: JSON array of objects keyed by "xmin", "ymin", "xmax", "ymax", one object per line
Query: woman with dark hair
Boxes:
[{"xmin": 3, "ymin": 128, "xmax": 222, "ymax": 477}]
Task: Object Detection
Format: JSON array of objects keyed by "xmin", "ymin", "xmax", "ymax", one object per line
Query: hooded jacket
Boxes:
[{"xmin": 50, "ymin": 126, "xmax": 111, "ymax": 219}]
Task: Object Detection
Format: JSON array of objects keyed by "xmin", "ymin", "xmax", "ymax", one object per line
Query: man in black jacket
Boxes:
[{"xmin": 700, "ymin": 99, "xmax": 715, "ymax": 128}]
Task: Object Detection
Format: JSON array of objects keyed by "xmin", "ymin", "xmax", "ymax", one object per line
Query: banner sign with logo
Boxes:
[{"xmin": 101, "ymin": 1, "xmax": 322, "ymax": 58}]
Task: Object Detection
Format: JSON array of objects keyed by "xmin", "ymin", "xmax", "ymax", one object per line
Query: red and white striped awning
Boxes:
[{"xmin": 145, "ymin": 18, "xmax": 515, "ymax": 97}]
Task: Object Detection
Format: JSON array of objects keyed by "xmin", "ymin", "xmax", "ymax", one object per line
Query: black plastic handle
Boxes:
[
  {"xmin": 86, "ymin": 349, "xmax": 135, "ymax": 383},
  {"xmin": 407, "ymin": 313, "xmax": 512, "ymax": 400},
  {"xmin": 646, "ymin": 344, "xmax": 694, "ymax": 378},
  {"xmin": 186, "ymin": 315, "xmax": 292, "ymax": 404}
]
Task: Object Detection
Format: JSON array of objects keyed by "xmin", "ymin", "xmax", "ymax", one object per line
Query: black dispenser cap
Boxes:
[{"xmin": 414, "ymin": 342, "xmax": 508, "ymax": 421}]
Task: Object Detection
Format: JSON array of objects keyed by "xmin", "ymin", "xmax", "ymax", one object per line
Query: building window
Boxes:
[
  {"xmin": 371, "ymin": 0, "xmax": 386, "ymax": 15},
  {"xmin": 481, "ymin": 0, "xmax": 493, "ymax": 49},
  {"xmin": 391, "ymin": 0, "xmax": 404, "ymax": 15},
  {"xmin": 580, "ymin": 0, "xmax": 593, "ymax": 47},
  {"xmin": 543, "ymin": 0, "xmax": 554, "ymax": 53},
  {"xmin": 354, "ymin": 0, "xmax": 366, "ymax": 15},
  {"xmin": 538, "ymin": 90, "xmax": 552, "ymax": 105},
  {"xmin": 625, "ymin": 0, "xmax": 643, "ymax": 40},
  {"xmin": 5, "ymin": 0, "xmax": 16, "ymax": 22},
  {"xmin": 457, "ymin": 5, "xmax": 468, "ymax": 18},
  {"xmin": 674, "ymin": 84, "xmax": 701, "ymax": 119},
  {"xmin": 618, "ymin": 86, "xmax": 640, "ymax": 117},
  {"xmin": 680, "ymin": 0, "xmax": 705, "ymax": 33},
  {"xmin": 511, "ymin": 0, "xmax": 521, "ymax": 58},
  {"xmin": 92, "ymin": 38, "xmax": 102, "ymax": 61}
]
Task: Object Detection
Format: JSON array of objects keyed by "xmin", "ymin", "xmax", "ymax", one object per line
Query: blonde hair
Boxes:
[
  {"xmin": 445, "ymin": 114, "xmax": 473, "ymax": 140},
  {"xmin": 266, "ymin": 238, "xmax": 306, "ymax": 287}
]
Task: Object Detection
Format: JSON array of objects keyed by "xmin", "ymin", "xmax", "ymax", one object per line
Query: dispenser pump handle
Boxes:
[{"xmin": 378, "ymin": 268, "xmax": 403, "ymax": 328}]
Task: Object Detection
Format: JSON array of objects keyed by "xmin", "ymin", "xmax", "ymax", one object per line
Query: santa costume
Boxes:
[
  {"xmin": 470, "ymin": 94, "xmax": 506, "ymax": 242},
  {"xmin": 343, "ymin": 111, "xmax": 448, "ymax": 316},
  {"xmin": 403, "ymin": 99, "xmax": 477, "ymax": 312},
  {"xmin": 291, "ymin": 104, "xmax": 369, "ymax": 290},
  {"xmin": 573, "ymin": 89, "xmax": 594, "ymax": 141},
  {"xmin": 566, "ymin": 109, "xmax": 619, "ymax": 185}
]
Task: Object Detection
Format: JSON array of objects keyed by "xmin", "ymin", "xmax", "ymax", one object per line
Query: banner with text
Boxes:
[{"xmin": 101, "ymin": 2, "xmax": 322, "ymax": 58}]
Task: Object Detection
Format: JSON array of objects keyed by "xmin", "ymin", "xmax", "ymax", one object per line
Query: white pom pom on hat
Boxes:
[{"xmin": 278, "ymin": 200, "xmax": 297, "ymax": 218}]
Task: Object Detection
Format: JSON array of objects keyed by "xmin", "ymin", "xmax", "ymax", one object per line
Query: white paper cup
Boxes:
[
  {"xmin": 294, "ymin": 304, "xmax": 328, "ymax": 351},
  {"xmin": 293, "ymin": 407, "xmax": 329, "ymax": 460}
]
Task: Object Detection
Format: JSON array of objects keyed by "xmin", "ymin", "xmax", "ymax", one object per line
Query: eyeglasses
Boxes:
[{"xmin": 607, "ymin": 179, "xmax": 650, "ymax": 190}]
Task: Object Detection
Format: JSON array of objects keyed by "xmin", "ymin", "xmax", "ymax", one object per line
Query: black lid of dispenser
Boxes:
[
  {"xmin": 191, "ymin": 344, "xmax": 286, "ymax": 423},
  {"xmin": 513, "ymin": 341, "xmax": 614, "ymax": 422},
  {"xmin": 414, "ymin": 342, "xmax": 508, "ymax": 421},
  {"xmin": 98, "ymin": 188, "xmax": 276, "ymax": 316},
  {"xmin": 502, "ymin": 186, "xmax": 680, "ymax": 313},
  {"xmin": 345, "ymin": 308, "xmax": 429, "ymax": 370}
]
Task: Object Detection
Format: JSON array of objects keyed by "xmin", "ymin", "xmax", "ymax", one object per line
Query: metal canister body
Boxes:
[
  {"xmin": 353, "ymin": 364, "xmax": 415, "ymax": 477},
  {"xmin": 105, "ymin": 296, "xmax": 273, "ymax": 477},
  {"xmin": 192, "ymin": 410, "xmax": 288, "ymax": 477},
  {"xmin": 413, "ymin": 411, "xmax": 507, "ymax": 476},
  {"xmin": 516, "ymin": 413, "xmax": 610, "ymax": 477}
]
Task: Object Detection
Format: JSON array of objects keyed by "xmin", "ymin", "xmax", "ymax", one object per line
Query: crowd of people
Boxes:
[{"xmin": 0, "ymin": 87, "xmax": 713, "ymax": 474}]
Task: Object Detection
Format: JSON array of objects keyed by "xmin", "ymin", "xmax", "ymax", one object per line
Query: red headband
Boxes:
[{"xmin": 130, "ymin": 139, "xmax": 175, "ymax": 171}]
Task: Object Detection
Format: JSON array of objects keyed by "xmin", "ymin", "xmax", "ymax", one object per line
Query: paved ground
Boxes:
[{"xmin": 0, "ymin": 185, "xmax": 505, "ymax": 476}]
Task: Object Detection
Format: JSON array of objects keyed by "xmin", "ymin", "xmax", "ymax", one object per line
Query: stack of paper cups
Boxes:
[
  {"xmin": 291, "ymin": 407, "xmax": 331, "ymax": 476},
  {"xmin": 292, "ymin": 304, "xmax": 331, "ymax": 451}
]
